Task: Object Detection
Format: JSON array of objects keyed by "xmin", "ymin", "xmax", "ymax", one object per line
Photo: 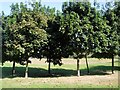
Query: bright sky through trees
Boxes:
[{"xmin": 0, "ymin": 0, "xmax": 112, "ymax": 15}]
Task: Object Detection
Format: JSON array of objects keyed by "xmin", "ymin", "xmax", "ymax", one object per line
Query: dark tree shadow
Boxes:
[
  {"xmin": 2, "ymin": 65, "xmax": 120, "ymax": 78},
  {"xmin": 81, "ymin": 65, "xmax": 120, "ymax": 76},
  {"xmin": 2, "ymin": 67, "xmax": 48, "ymax": 78},
  {"xmin": 2, "ymin": 67, "xmax": 76, "ymax": 78}
]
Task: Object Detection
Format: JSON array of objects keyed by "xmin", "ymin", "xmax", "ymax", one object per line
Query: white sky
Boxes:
[
  {"xmin": 0, "ymin": 0, "xmax": 114, "ymax": 15},
  {"xmin": 0, "ymin": 0, "xmax": 68, "ymax": 2},
  {"xmin": 0, "ymin": 0, "xmax": 114, "ymax": 2}
]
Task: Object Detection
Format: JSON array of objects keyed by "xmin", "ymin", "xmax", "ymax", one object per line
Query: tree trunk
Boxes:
[
  {"xmin": 25, "ymin": 60, "xmax": 28, "ymax": 78},
  {"xmin": 77, "ymin": 59, "xmax": 80, "ymax": 76},
  {"xmin": 12, "ymin": 60, "xmax": 16, "ymax": 76},
  {"xmin": 85, "ymin": 54, "xmax": 90, "ymax": 74},
  {"xmin": 48, "ymin": 59, "xmax": 51, "ymax": 75},
  {"xmin": 112, "ymin": 54, "xmax": 114, "ymax": 74}
]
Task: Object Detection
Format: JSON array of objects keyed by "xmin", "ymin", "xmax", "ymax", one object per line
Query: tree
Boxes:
[
  {"xmin": 113, "ymin": 1, "xmax": 120, "ymax": 57},
  {"xmin": 61, "ymin": 1, "xmax": 92, "ymax": 76},
  {"xmin": 2, "ymin": 2, "xmax": 48, "ymax": 77},
  {"xmin": 45, "ymin": 11, "xmax": 63, "ymax": 74},
  {"xmin": 28, "ymin": 1, "xmax": 63, "ymax": 75},
  {"xmin": 91, "ymin": 1, "xmax": 119, "ymax": 74}
]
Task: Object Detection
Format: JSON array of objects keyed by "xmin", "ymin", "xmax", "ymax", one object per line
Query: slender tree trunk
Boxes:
[
  {"xmin": 48, "ymin": 59, "xmax": 51, "ymax": 75},
  {"xmin": 77, "ymin": 59, "xmax": 80, "ymax": 76},
  {"xmin": 25, "ymin": 60, "xmax": 28, "ymax": 78},
  {"xmin": 112, "ymin": 54, "xmax": 114, "ymax": 74},
  {"xmin": 85, "ymin": 54, "xmax": 90, "ymax": 74},
  {"xmin": 12, "ymin": 60, "xmax": 16, "ymax": 76}
]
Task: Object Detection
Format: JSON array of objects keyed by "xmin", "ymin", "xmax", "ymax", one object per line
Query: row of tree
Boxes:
[{"xmin": 1, "ymin": 0, "xmax": 120, "ymax": 78}]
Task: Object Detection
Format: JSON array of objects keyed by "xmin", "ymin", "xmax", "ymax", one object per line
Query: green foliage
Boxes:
[
  {"xmin": 2, "ymin": 0, "xmax": 120, "ymax": 67},
  {"xmin": 61, "ymin": 1, "xmax": 119, "ymax": 59},
  {"xmin": 103, "ymin": 1, "xmax": 120, "ymax": 56},
  {"xmin": 62, "ymin": 2, "xmax": 95, "ymax": 59},
  {"xmin": 2, "ymin": 2, "xmax": 48, "ymax": 64},
  {"xmin": 45, "ymin": 13, "xmax": 63, "ymax": 65}
]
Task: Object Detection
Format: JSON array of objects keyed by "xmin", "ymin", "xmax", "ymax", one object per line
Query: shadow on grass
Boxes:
[
  {"xmin": 84, "ymin": 65, "xmax": 120, "ymax": 76},
  {"xmin": 2, "ymin": 65, "xmax": 120, "ymax": 78},
  {"xmin": 2, "ymin": 67, "xmax": 48, "ymax": 78}
]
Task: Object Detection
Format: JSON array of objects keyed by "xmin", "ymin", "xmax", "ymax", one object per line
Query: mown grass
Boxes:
[{"xmin": 2, "ymin": 57, "xmax": 120, "ymax": 88}]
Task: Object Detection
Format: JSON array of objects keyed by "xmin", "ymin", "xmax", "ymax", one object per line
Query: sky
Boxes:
[
  {"xmin": 0, "ymin": 0, "xmax": 113, "ymax": 15},
  {"xmin": 0, "ymin": 0, "xmax": 67, "ymax": 15}
]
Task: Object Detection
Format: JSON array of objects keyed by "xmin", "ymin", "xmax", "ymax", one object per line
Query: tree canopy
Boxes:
[{"xmin": 1, "ymin": 0, "xmax": 120, "ymax": 77}]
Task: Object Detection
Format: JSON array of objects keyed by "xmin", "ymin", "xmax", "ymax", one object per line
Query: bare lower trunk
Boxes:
[
  {"xmin": 77, "ymin": 59, "xmax": 80, "ymax": 76},
  {"xmin": 85, "ymin": 54, "xmax": 90, "ymax": 74},
  {"xmin": 112, "ymin": 54, "xmax": 114, "ymax": 74},
  {"xmin": 48, "ymin": 59, "xmax": 51, "ymax": 74},
  {"xmin": 12, "ymin": 60, "xmax": 15, "ymax": 76},
  {"xmin": 25, "ymin": 60, "xmax": 28, "ymax": 78}
]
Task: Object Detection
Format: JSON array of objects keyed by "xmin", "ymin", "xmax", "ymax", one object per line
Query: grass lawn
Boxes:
[{"xmin": 2, "ymin": 57, "xmax": 120, "ymax": 88}]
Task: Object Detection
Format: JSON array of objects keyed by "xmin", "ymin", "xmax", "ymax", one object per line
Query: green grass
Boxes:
[{"xmin": 2, "ymin": 58, "xmax": 120, "ymax": 88}]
